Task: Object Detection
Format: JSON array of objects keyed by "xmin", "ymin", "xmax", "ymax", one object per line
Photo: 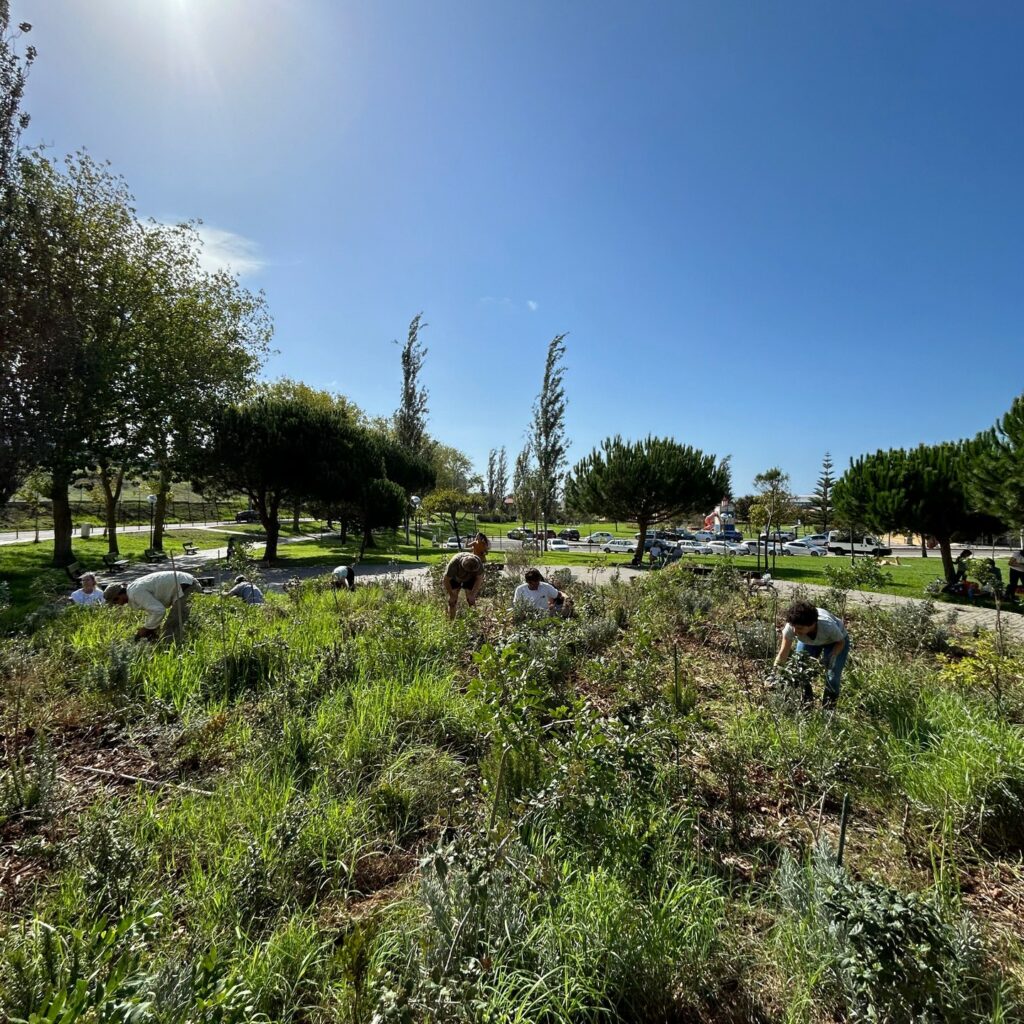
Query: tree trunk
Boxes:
[
  {"xmin": 292, "ymin": 500, "xmax": 300, "ymax": 532},
  {"xmin": 632, "ymin": 515, "xmax": 648, "ymax": 567},
  {"xmin": 921, "ymin": 538, "xmax": 928, "ymax": 558},
  {"xmin": 362, "ymin": 522, "xmax": 376, "ymax": 550},
  {"xmin": 98, "ymin": 464, "xmax": 125, "ymax": 555},
  {"xmin": 939, "ymin": 538, "xmax": 956, "ymax": 583},
  {"xmin": 152, "ymin": 467, "xmax": 171, "ymax": 550},
  {"xmin": 50, "ymin": 472, "xmax": 75, "ymax": 567},
  {"xmin": 340, "ymin": 516, "xmax": 348, "ymax": 543},
  {"xmin": 262, "ymin": 501, "xmax": 281, "ymax": 562}
]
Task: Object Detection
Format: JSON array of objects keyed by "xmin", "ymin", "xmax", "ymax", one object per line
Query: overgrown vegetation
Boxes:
[{"xmin": 1, "ymin": 564, "xmax": 1022, "ymax": 1022}]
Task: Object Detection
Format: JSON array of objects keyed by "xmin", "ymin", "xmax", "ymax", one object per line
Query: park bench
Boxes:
[
  {"xmin": 102, "ymin": 552, "xmax": 129, "ymax": 572},
  {"xmin": 742, "ymin": 570, "xmax": 776, "ymax": 595},
  {"xmin": 64, "ymin": 561, "xmax": 84, "ymax": 583},
  {"xmin": 143, "ymin": 548, "xmax": 169, "ymax": 564},
  {"xmin": 181, "ymin": 542, "xmax": 199, "ymax": 556}
]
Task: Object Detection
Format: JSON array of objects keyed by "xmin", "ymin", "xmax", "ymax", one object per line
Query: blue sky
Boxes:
[{"xmin": 16, "ymin": 0, "xmax": 1024, "ymax": 494}]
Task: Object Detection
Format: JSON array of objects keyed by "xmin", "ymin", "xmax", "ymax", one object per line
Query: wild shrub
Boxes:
[
  {"xmin": 0, "ymin": 906, "xmax": 161, "ymax": 1024},
  {"xmin": 76, "ymin": 802, "xmax": 147, "ymax": 916},
  {"xmin": 856, "ymin": 600, "xmax": 954, "ymax": 657},
  {"xmin": 772, "ymin": 841, "xmax": 993, "ymax": 1023},
  {"xmin": 939, "ymin": 632, "xmax": 1024, "ymax": 722},
  {"xmin": 1, "ymin": 732, "xmax": 60, "ymax": 826},
  {"xmin": 823, "ymin": 560, "xmax": 893, "ymax": 618}
]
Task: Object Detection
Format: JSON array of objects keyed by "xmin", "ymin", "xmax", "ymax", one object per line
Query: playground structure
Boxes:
[{"xmin": 702, "ymin": 499, "xmax": 738, "ymax": 535}]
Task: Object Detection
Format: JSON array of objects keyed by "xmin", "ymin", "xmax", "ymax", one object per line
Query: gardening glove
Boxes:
[{"xmin": 134, "ymin": 627, "xmax": 159, "ymax": 642}]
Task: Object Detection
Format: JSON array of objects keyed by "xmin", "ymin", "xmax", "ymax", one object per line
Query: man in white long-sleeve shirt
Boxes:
[{"xmin": 104, "ymin": 570, "xmax": 201, "ymax": 642}]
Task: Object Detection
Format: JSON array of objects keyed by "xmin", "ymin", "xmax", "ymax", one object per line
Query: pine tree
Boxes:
[
  {"xmin": 808, "ymin": 452, "xmax": 834, "ymax": 532},
  {"xmin": 972, "ymin": 393, "xmax": 1024, "ymax": 529}
]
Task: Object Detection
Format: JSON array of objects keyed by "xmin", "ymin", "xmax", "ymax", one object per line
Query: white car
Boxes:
[
  {"xmin": 803, "ymin": 534, "xmax": 829, "ymax": 547},
  {"xmin": 706, "ymin": 540, "xmax": 749, "ymax": 556},
  {"xmin": 442, "ymin": 536, "xmax": 462, "ymax": 550},
  {"xmin": 547, "ymin": 538, "xmax": 570, "ymax": 552},
  {"xmin": 675, "ymin": 539, "xmax": 711, "ymax": 555},
  {"xmin": 783, "ymin": 539, "xmax": 827, "ymax": 557},
  {"xmin": 583, "ymin": 531, "xmax": 615, "ymax": 544},
  {"xmin": 602, "ymin": 539, "xmax": 637, "ymax": 554}
]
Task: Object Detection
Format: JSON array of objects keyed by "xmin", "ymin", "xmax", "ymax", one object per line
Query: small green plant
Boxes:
[{"xmin": 1, "ymin": 733, "xmax": 59, "ymax": 825}]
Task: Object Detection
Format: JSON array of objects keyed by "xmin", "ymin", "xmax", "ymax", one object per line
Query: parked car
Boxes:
[
  {"xmin": 760, "ymin": 530, "xmax": 796, "ymax": 542},
  {"xmin": 675, "ymin": 539, "xmax": 712, "ymax": 555},
  {"xmin": 706, "ymin": 540, "xmax": 750, "ymax": 556},
  {"xmin": 507, "ymin": 528, "xmax": 524, "ymax": 539},
  {"xmin": 558, "ymin": 528, "xmax": 580, "ymax": 541},
  {"xmin": 603, "ymin": 539, "xmax": 637, "ymax": 554},
  {"xmin": 783, "ymin": 539, "xmax": 827, "ymax": 557},
  {"xmin": 583, "ymin": 531, "xmax": 615, "ymax": 544},
  {"xmin": 548, "ymin": 538, "xmax": 571, "ymax": 552},
  {"xmin": 442, "ymin": 536, "xmax": 463, "ymax": 550},
  {"xmin": 694, "ymin": 530, "xmax": 716, "ymax": 543},
  {"xmin": 803, "ymin": 533, "xmax": 829, "ymax": 547},
  {"xmin": 827, "ymin": 532, "xmax": 892, "ymax": 556},
  {"xmin": 235, "ymin": 509, "xmax": 260, "ymax": 523}
]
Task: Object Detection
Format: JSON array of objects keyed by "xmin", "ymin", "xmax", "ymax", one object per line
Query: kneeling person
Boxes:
[
  {"xmin": 69, "ymin": 572, "xmax": 105, "ymax": 607},
  {"xmin": 443, "ymin": 553, "xmax": 484, "ymax": 619},
  {"xmin": 773, "ymin": 601, "xmax": 849, "ymax": 705},
  {"xmin": 513, "ymin": 569, "xmax": 571, "ymax": 617},
  {"xmin": 225, "ymin": 575, "xmax": 264, "ymax": 605},
  {"xmin": 104, "ymin": 570, "xmax": 202, "ymax": 642}
]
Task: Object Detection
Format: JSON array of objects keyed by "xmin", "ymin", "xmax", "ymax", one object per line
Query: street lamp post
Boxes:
[
  {"xmin": 411, "ymin": 495, "xmax": 421, "ymax": 562},
  {"xmin": 147, "ymin": 494, "xmax": 157, "ymax": 549}
]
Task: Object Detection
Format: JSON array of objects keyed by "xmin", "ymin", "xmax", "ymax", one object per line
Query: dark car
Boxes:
[
  {"xmin": 559, "ymin": 528, "xmax": 580, "ymax": 541},
  {"xmin": 235, "ymin": 509, "xmax": 260, "ymax": 523}
]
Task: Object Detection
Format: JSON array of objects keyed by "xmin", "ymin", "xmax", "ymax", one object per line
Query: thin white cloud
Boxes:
[
  {"xmin": 193, "ymin": 224, "xmax": 266, "ymax": 276},
  {"xmin": 526, "ymin": 300, "xmax": 538, "ymax": 312},
  {"xmin": 479, "ymin": 296, "xmax": 538, "ymax": 312}
]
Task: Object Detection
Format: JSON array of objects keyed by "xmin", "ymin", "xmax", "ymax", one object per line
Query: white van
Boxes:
[{"xmin": 827, "ymin": 531, "xmax": 892, "ymax": 556}]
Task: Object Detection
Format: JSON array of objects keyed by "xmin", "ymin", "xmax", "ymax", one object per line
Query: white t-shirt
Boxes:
[
  {"xmin": 70, "ymin": 587, "xmax": 105, "ymax": 606},
  {"xmin": 782, "ymin": 608, "xmax": 847, "ymax": 647},
  {"xmin": 513, "ymin": 581, "xmax": 559, "ymax": 612}
]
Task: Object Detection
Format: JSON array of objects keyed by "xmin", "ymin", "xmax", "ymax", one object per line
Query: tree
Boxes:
[
  {"xmin": 0, "ymin": 9, "xmax": 34, "ymax": 504},
  {"xmin": 3, "ymin": 152, "xmax": 144, "ymax": 565},
  {"xmin": 421, "ymin": 488, "xmax": 478, "ymax": 547},
  {"xmin": 753, "ymin": 467, "xmax": 795, "ymax": 571},
  {"xmin": 393, "ymin": 313, "xmax": 429, "ymax": 456},
  {"xmin": 565, "ymin": 436, "xmax": 729, "ymax": 567},
  {"xmin": 833, "ymin": 443, "xmax": 986, "ymax": 583},
  {"xmin": 807, "ymin": 452, "xmax": 835, "ymax": 533},
  {"xmin": 731, "ymin": 494, "xmax": 756, "ymax": 526},
  {"xmin": 485, "ymin": 446, "xmax": 508, "ymax": 518},
  {"xmin": 972, "ymin": 393, "xmax": 1024, "ymax": 531},
  {"xmin": 512, "ymin": 444, "xmax": 540, "ymax": 531},
  {"xmin": 531, "ymin": 334, "xmax": 569, "ymax": 549},
  {"xmin": 202, "ymin": 390, "xmax": 365, "ymax": 562},
  {"xmin": 428, "ymin": 443, "xmax": 475, "ymax": 493}
]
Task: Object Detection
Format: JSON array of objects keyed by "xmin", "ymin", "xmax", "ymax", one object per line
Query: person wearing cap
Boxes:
[
  {"xmin": 224, "ymin": 575, "xmax": 264, "ymax": 605},
  {"xmin": 512, "ymin": 569, "xmax": 572, "ymax": 616},
  {"xmin": 69, "ymin": 572, "xmax": 105, "ymax": 607},
  {"xmin": 442, "ymin": 552, "xmax": 484, "ymax": 619},
  {"xmin": 104, "ymin": 570, "xmax": 202, "ymax": 642},
  {"xmin": 332, "ymin": 564, "xmax": 356, "ymax": 591}
]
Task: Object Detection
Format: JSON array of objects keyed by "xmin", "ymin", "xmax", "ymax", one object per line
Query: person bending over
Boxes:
[
  {"xmin": 332, "ymin": 564, "xmax": 356, "ymax": 591},
  {"xmin": 104, "ymin": 570, "xmax": 202, "ymax": 642},
  {"xmin": 512, "ymin": 568, "xmax": 572, "ymax": 617},
  {"xmin": 224, "ymin": 575, "xmax": 264, "ymax": 605},
  {"xmin": 443, "ymin": 552, "xmax": 484, "ymax": 619},
  {"xmin": 773, "ymin": 600, "xmax": 849, "ymax": 706}
]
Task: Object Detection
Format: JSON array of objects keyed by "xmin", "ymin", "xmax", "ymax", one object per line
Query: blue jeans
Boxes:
[{"xmin": 796, "ymin": 639, "xmax": 849, "ymax": 700}]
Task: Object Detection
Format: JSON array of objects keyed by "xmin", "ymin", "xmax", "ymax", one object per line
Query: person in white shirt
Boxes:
[
  {"xmin": 512, "ymin": 569, "xmax": 571, "ymax": 616},
  {"xmin": 773, "ymin": 601, "xmax": 849, "ymax": 706},
  {"xmin": 332, "ymin": 564, "xmax": 356, "ymax": 591},
  {"xmin": 69, "ymin": 572, "xmax": 105, "ymax": 607},
  {"xmin": 104, "ymin": 570, "xmax": 201, "ymax": 642}
]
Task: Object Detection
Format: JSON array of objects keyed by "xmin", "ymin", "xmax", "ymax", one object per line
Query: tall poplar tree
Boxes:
[
  {"xmin": 393, "ymin": 313, "xmax": 429, "ymax": 455},
  {"xmin": 531, "ymin": 334, "xmax": 569, "ymax": 548}
]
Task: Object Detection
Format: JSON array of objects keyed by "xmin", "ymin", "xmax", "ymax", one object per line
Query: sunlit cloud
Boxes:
[
  {"xmin": 479, "ymin": 296, "xmax": 537, "ymax": 312},
  {"xmin": 526, "ymin": 300, "xmax": 538, "ymax": 312},
  {"xmin": 193, "ymin": 224, "xmax": 266, "ymax": 276}
]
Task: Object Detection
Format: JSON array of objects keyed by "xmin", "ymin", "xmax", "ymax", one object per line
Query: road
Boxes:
[{"xmin": 0, "ymin": 520, "xmax": 237, "ymax": 547}]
